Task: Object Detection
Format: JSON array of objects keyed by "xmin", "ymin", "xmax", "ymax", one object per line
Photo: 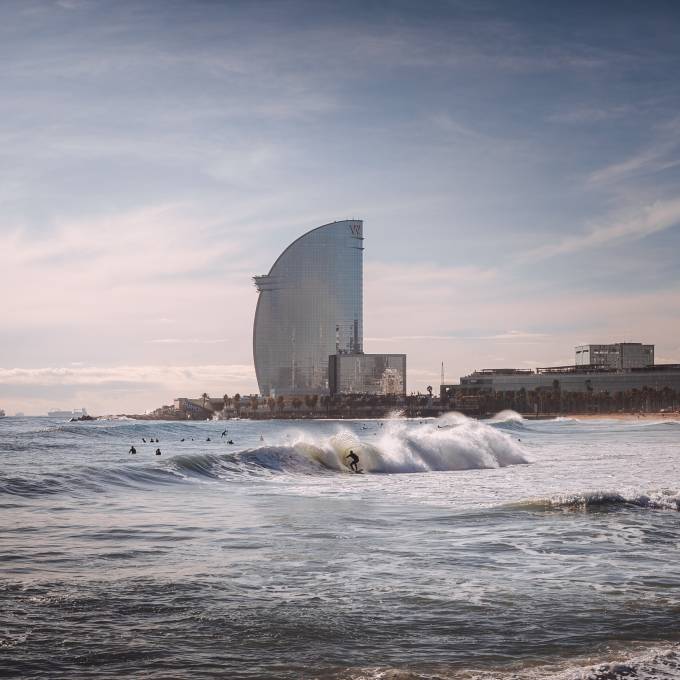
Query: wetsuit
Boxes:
[{"xmin": 346, "ymin": 451, "xmax": 360, "ymax": 472}]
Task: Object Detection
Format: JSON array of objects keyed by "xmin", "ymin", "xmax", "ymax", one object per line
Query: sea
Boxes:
[{"xmin": 1, "ymin": 412, "xmax": 679, "ymax": 679}]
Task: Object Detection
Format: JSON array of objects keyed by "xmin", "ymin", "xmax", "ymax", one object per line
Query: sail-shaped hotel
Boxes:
[{"xmin": 253, "ymin": 220, "xmax": 405, "ymax": 397}]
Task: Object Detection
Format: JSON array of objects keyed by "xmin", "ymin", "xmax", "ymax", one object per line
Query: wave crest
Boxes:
[{"xmin": 516, "ymin": 489, "xmax": 680, "ymax": 512}]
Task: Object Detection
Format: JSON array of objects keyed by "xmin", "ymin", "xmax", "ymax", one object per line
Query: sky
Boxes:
[{"xmin": 2, "ymin": 0, "xmax": 680, "ymax": 415}]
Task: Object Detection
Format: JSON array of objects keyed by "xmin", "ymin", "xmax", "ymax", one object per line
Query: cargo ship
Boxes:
[{"xmin": 47, "ymin": 408, "xmax": 88, "ymax": 419}]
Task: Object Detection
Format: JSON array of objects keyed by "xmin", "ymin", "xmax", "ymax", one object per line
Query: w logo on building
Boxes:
[{"xmin": 349, "ymin": 222, "xmax": 362, "ymax": 236}]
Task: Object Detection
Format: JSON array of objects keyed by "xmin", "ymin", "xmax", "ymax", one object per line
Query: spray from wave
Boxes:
[{"xmin": 251, "ymin": 413, "xmax": 529, "ymax": 474}]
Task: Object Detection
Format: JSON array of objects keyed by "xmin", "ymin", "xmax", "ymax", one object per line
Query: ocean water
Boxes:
[{"xmin": 1, "ymin": 412, "xmax": 679, "ymax": 679}]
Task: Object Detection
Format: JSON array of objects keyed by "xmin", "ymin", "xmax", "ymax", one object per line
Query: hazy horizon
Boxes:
[{"xmin": 2, "ymin": 0, "xmax": 680, "ymax": 415}]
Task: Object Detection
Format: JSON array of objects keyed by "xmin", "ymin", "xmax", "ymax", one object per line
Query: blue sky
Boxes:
[{"xmin": 2, "ymin": 0, "xmax": 680, "ymax": 414}]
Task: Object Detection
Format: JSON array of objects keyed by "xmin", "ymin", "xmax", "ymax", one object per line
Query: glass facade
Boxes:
[
  {"xmin": 253, "ymin": 220, "xmax": 364, "ymax": 396},
  {"xmin": 329, "ymin": 354, "xmax": 407, "ymax": 396}
]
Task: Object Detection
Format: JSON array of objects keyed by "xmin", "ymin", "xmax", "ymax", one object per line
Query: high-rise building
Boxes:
[{"xmin": 253, "ymin": 220, "xmax": 364, "ymax": 396}]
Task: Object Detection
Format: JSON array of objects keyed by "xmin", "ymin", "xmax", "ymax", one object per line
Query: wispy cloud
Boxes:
[
  {"xmin": 146, "ymin": 338, "xmax": 230, "ymax": 345},
  {"xmin": 0, "ymin": 364, "xmax": 255, "ymax": 387},
  {"xmin": 522, "ymin": 197, "xmax": 680, "ymax": 260},
  {"xmin": 589, "ymin": 146, "xmax": 680, "ymax": 185},
  {"xmin": 366, "ymin": 330, "xmax": 548, "ymax": 343}
]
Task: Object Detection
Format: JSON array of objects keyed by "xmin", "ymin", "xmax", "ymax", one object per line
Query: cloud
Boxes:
[
  {"xmin": 589, "ymin": 146, "xmax": 680, "ymax": 185},
  {"xmin": 548, "ymin": 105, "xmax": 630, "ymax": 124},
  {"xmin": 522, "ymin": 197, "xmax": 680, "ymax": 260},
  {"xmin": 0, "ymin": 364, "xmax": 258, "ymax": 415},
  {"xmin": 365, "ymin": 335, "xmax": 461, "ymax": 342},
  {"xmin": 365, "ymin": 330, "xmax": 547, "ymax": 342},
  {"xmin": 146, "ymin": 338, "xmax": 230, "ymax": 345},
  {"xmin": 478, "ymin": 330, "xmax": 549, "ymax": 341},
  {"xmin": 0, "ymin": 364, "xmax": 255, "ymax": 387}
]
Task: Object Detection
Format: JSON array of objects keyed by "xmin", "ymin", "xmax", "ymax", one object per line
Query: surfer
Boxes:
[
  {"xmin": 227, "ymin": 439, "xmax": 234, "ymax": 445},
  {"xmin": 142, "ymin": 438, "xmax": 146, "ymax": 443},
  {"xmin": 155, "ymin": 448, "xmax": 161, "ymax": 456},
  {"xmin": 221, "ymin": 429, "xmax": 227, "ymax": 438},
  {"xmin": 345, "ymin": 450, "xmax": 360, "ymax": 473},
  {"xmin": 206, "ymin": 437, "xmax": 211, "ymax": 441},
  {"xmin": 129, "ymin": 445, "xmax": 137, "ymax": 455}
]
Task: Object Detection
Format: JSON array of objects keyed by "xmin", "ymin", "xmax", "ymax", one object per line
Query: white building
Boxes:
[{"xmin": 575, "ymin": 343, "xmax": 654, "ymax": 370}]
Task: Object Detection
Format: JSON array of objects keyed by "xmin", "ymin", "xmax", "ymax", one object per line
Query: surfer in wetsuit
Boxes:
[
  {"xmin": 345, "ymin": 450, "xmax": 360, "ymax": 472},
  {"xmin": 129, "ymin": 445, "xmax": 137, "ymax": 454},
  {"xmin": 155, "ymin": 448, "xmax": 161, "ymax": 456}
]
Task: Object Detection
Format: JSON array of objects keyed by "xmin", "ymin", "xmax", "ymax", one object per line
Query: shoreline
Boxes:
[{"xmin": 90, "ymin": 410, "xmax": 680, "ymax": 423}]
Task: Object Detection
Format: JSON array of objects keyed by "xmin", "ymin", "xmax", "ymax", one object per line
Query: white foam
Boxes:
[{"xmin": 276, "ymin": 414, "xmax": 529, "ymax": 474}]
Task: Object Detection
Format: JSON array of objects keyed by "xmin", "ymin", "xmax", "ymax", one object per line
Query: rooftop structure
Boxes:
[{"xmin": 575, "ymin": 343, "xmax": 654, "ymax": 370}]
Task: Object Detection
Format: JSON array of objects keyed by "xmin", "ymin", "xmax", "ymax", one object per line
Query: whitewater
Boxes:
[{"xmin": 1, "ymin": 413, "xmax": 679, "ymax": 679}]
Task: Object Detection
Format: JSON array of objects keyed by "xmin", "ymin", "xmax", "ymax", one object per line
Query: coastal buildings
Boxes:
[
  {"xmin": 329, "ymin": 353, "xmax": 406, "ymax": 396},
  {"xmin": 253, "ymin": 220, "xmax": 406, "ymax": 397},
  {"xmin": 443, "ymin": 342, "xmax": 680, "ymax": 397},
  {"xmin": 575, "ymin": 342, "xmax": 654, "ymax": 369}
]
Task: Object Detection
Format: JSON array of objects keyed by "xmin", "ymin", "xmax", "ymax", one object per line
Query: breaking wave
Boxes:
[
  {"xmin": 347, "ymin": 643, "xmax": 680, "ymax": 680},
  {"xmin": 0, "ymin": 415, "xmax": 528, "ymax": 497},
  {"xmin": 515, "ymin": 489, "xmax": 680, "ymax": 512}
]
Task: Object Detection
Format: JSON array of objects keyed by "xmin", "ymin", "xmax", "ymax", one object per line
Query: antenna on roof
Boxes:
[{"xmin": 441, "ymin": 361, "xmax": 445, "ymax": 385}]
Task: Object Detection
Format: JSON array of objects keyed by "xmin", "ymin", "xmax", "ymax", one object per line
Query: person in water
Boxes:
[
  {"xmin": 129, "ymin": 445, "xmax": 137, "ymax": 455},
  {"xmin": 142, "ymin": 438, "xmax": 146, "ymax": 443},
  {"xmin": 155, "ymin": 448, "xmax": 161, "ymax": 456},
  {"xmin": 221, "ymin": 429, "xmax": 227, "ymax": 438},
  {"xmin": 206, "ymin": 437, "xmax": 211, "ymax": 442},
  {"xmin": 227, "ymin": 439, "xmax": 234, "ymax": 445},
  {"xmin": 345, "ymin": 450, "xmax": 360, "ymax": 472}
]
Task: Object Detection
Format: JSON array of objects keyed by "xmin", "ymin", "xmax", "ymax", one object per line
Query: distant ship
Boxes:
[{"xmin": 48, "ymin": 408, "xmax": 88, "ymax": 419}]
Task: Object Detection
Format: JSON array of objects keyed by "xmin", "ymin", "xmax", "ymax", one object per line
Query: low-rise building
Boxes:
[
  {"xmin": 329, "ymin": 353, "xmax": 407, "ymax": 396},
  {"xmin": 575, "ymin": 342, "xmax": 654, "ymax": 369}
]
